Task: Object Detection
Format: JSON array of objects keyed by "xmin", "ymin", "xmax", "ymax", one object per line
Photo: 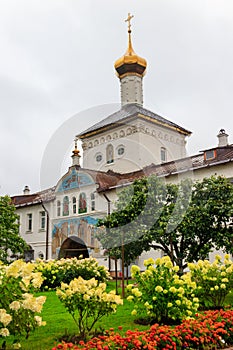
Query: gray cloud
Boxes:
[{"xmin": 0, "ymin": 0, "xmax": 232, "ymax": 195}]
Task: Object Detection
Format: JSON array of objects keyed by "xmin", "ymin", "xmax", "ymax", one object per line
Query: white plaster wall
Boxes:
[
  {"xmin": 17, "ymin": 203, "xmax": 52, "ymax": 260},
  {"xmin": 121, "ymin": 75, "xmax": 143, "ymax": 106},
  {"xmin": 82, "ymin": 118, "xmax": 188, "ymax": 173}
]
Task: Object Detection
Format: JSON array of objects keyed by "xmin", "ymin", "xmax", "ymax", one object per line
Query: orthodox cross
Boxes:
[{"xmin": 125, "ymin": 13, "xmax": 134, "ymax": 32}]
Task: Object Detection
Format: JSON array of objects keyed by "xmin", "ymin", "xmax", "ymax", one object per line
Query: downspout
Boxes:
[
  {"xmin": 42, "ymin": 202, "xmax": 49, "ymax": 260},
  {"xmin": 102, "ymin": 193, "xmax": 119, "ymax": 294}
]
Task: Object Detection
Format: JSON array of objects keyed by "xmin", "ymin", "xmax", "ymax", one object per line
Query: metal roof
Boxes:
[{"xmin": 77, "ymin": 103, "xmax": 191, "ymax": 138}]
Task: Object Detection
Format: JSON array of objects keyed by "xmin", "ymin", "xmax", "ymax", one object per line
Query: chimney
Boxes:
[
  {"xmin": 23, "ymin": 185, "xmax": 30, "ymax": 195},
  {"xmin": 217, "ymin": 129, "xmax": 229, "ymax": 147}
]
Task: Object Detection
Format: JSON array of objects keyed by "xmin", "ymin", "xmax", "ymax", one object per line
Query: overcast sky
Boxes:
[{"xmin": 0, "ymin": 0, "xmax": 232, "ymax": 196}]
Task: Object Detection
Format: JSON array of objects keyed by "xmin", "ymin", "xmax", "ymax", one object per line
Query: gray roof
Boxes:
[{"xmin": 77, "ymin": 103, "xmax": 191, "ymax": 138}]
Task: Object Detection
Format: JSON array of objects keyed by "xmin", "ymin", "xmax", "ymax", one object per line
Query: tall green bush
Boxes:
[
  {"xmin": 127, "ymin": 256, "xmax": 199, "ymax": 323},
  {"xmin": 188, "ymin": 254, "xmax": 233, "ymax": 309}
]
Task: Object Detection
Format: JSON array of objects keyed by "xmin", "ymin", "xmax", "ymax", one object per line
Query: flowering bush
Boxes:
[
  {"xmin": 188, "ymin": 254, "xmax": 233, "ymax": 309},
  {"xmin": 127, "ymin": 256, "xmax": 199, "ymax": 323},
  {"xmin": 56, "ymin": 276, "xmax": 123, "ymax": 339},
  {"xmin": 34, "ymin": 257, "xmax": 111, "ymax": 291},
  {"xmin": 52, "ymin": 310, "xmax": 233, "ymax": 349},
  {"xmin": 0, "ymin": 259, "xmax": 46, "ymax": 349}
]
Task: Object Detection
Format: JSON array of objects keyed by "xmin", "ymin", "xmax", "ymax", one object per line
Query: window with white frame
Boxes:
[
  {"xmin": 63, "ymin": 196, "xmax": 69, "ymax": 216},
  {"xmin": 95, "ymin": 153, "xmax": 103, "ymax": 163},
  {"xmin": 39, "ymin": 211, "xmax": 46, "ymax": 230},
  {"xmin": 27, "ymin": 213, "xmax": 32, "ymax": 232},
  {"xmin": 91, "ymin": 192, "xmax": 95, "ymax": 211},
  {"xmin": 72, "ymin": 197, "xmax": 77, "ymax": 214},
  {"xmin": 57, "ymin": 200, "xmax": 61, "ymax": 216},
  {"xmin": 79, "ymin": 193, "xmax": 87, "ymax": 214},
  {"xmin": 106, "ymin": 144, "xmax": 114, "ymax": 164},
  {"xmin": 160, "ymin": 147, "xmax": 167, "ymax": 162},
  {"xmin": 117, "ymin": 145, "xmax": 125, "ymax": 156}
]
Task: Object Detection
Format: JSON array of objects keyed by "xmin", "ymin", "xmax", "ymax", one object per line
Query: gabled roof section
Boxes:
[
  {"xmin": 12, "ymin": 187, "xmax": 55, "ymax": 208},
  {"xmin": 77, "ymin": 103, "xmax": 191, "ymax": 138}
]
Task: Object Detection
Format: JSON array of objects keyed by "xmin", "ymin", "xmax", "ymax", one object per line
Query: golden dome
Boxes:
[
  {"xmin": 72, "ymin": 140, "xmax": 80, "ymax": 157},
  {"xmin": 114, "ymin": 13, "xmax": 147, "ymax": 79}
]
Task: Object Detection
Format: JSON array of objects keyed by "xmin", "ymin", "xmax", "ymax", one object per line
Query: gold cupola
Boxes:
[
  {"xmin": 114, "ymin": 13, "xmax": 147, "ymax": 79},
  {"xmin": 71, "ymin": 140, "xmax": 81, "ymax": 167}
]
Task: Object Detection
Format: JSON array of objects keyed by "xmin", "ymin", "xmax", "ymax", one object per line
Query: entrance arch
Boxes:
[{"xmin": 58, "ymin": 236, "xmax": 89, "ymax": 259}]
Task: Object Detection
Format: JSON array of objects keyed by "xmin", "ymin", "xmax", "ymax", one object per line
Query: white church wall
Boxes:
[{"xmin": 18, "ymin": 203, "xmax": 51, "ymax": 260}]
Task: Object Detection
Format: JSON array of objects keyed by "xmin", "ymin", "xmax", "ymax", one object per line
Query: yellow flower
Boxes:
[
  {"xmin": 0, "ymin": 309, "xmax": 12, "ymax": 326},
  {"xmin": 173, "ymin": 266, "xmax": 179, "ymax": 272},
  {"xmin": 0, "ymin": 328, "xmax": 10, "ymax": 337},
  {"xmin": 167, "ymin": 303, "xmax": 173, "ymax": 308},
  {"xmin": 127, "ymin": 295, "xmax": 134, "ymax": 302},
  {"xmin": 131, "ymin": 309, "xmax": 137, "ymax": 316},
  {"xmin": 131, "ymin": 265, "xmax": 140, "ymax": 277},
  {"xmin": 222, "ymin": 278, "xmax": 229, "ymax": 283},
  {"xmin": 214, "ymin": 286, "xmax": 219, "ymax": 290},
  {"xmin": 220, "ymin": 284, "xmax": 226, "ymax": 289},
  {"xmin": 9, "ymin": 301, "xmax": 21, "ymax": 311},
  {"xmin": 144, "ymin": 258, "xmax": 155, "ymax": 266},
  {"xmin": 155, "ymin": 286, "xmax": 163, "ymax": 293},
  {"xmin": 175, "ymin": 300, "xmax": 181, "ymax": 306}
]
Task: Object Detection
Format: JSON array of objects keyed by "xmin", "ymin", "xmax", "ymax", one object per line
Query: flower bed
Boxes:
[
  {"xmin": 34, "ymin": 257, "xmax": 110, "ymax": 291},
  {"xmin": 52, "ymin": 310, "xmax": 233, "ymax": 349}
]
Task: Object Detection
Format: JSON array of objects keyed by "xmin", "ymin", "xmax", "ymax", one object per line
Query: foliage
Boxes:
[
  {"xmin": 96, "ymin": 176, "xmax": 167, "ymax": 266},
  {"xmin": 97, "ymin": 175, "xmax": 233, "ymax": 272},
  {"xmin": 0, "ymin": 259, "xmax": 46, "ymax": 349},
  {"xmin": 188, "ymin": 254, "xmax": 233, "ymax": 309},
  {"xmin": 56, "ymin": 276, "xmax": 123, "ymax": 340},
  {"xmin": 127, "ymin": 256, "xmax": 199, "ymax": 323},
  {"xmin": 52, "ymin": 309, "xmax": 233, "ymax": 349},
  {"xmin": 34, "ymin": 257, "xmax": 111, "ymax": 291},
  {"xmin": 0, "ymin": 196, "xmax": 28, "ymax": 264}
]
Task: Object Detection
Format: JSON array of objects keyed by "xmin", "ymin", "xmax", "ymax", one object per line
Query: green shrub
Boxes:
[
  {"xmin": 56, "ymin": 276, "xmax": 123, "ymax": 339},
  {"xmin": 127, "ymin": 256, "xmax": 199, "ymax": 323},
  {"xmin": 188, "ymin": 254, "xmax": 233, "ymax": 309},
  {"xmin": 34, "ymin": 257, "xmax": 110, "ymax": 291},
  {"xmin": 0, "ymin": 260, "xmax": 46, "ymax": 349}
]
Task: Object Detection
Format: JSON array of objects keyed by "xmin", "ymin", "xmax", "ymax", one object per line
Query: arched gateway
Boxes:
[{"xmin": 58, "ymin": 236, "xmax": 89, "ymax": 259}]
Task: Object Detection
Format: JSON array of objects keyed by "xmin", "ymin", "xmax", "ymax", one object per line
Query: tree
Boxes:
[
  {"xmin": 0, "ymin": 195, "xmax": 28, "ymax": 263},
  {"xmin": 97, "ymin": 175, "xmax": 233, "ymax": 273}
]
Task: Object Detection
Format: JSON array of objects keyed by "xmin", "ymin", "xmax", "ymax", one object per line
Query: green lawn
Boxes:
[
  {"xmin": 6, "ymin": 282, "xmax": 233, "ymax": 350},
  {"xmin": 10, "ymin": 283, "xmax": 149, "ymax": 350}
]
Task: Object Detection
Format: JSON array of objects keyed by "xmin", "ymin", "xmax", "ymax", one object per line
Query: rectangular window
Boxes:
[
  {"xmin": 91, "ymin": 193, "xmax": 95, "ymax": 211},
  {"xmin": 204, "ymin": 150, "xmax": 216, "ymax": 161},
  {"xmin": 40, "ymin": 211, "xmax": 46, "ymax": 230},
  {"xmin": 27, "ymin": 213, "xmax": 32, "ymax": 232},
  {"xmin": 161, "ymin": 147, "xmax": 167, "ymax": 162}
]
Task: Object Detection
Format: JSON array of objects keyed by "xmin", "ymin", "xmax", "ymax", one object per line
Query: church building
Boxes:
[{"xmin": 12, "ymin": 14, "xmax": 233, "ymax": 268}]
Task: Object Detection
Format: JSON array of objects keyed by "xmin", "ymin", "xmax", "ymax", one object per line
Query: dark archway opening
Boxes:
[{"xmin": 58, "ymin": 236, "xmax": 89, "ymax": 259}]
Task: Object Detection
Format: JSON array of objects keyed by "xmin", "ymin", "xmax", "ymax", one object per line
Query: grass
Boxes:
[
  {"xmin": 6, "ymin": 281, "xmax": 233, "ymax": 349},
  {"xmin": 8, "ymin": 282, "xmax": 149, "ymax": 350}
]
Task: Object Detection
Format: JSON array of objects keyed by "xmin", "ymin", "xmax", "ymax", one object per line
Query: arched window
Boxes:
[
  {"xmin": 72, "ymin": 197, "xmax": 77, "ymax": 214},
  {"xmin": 106, "ymin": 144, "xmax": 114, "ymax": 164},
  {"xmin": 161, "ymin": 147, "xmax": 167, "ymax": 163},
  {"xmin": 57, "ymin": 201, "xmax": 61, "ymax": 216},
  {"xmin": 79, "ymin": 193, "xmax": 87, "ymax": 214},
  {"xmin": 91, "ymin": 192, "xmax": 95, "ymax": 211},
  {"xmin": 63, "ymin": 196, "xmax": 69, "ymax": 216}
]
